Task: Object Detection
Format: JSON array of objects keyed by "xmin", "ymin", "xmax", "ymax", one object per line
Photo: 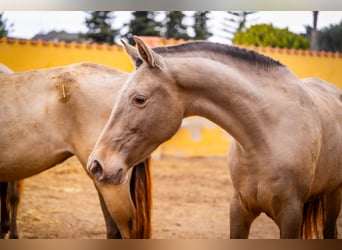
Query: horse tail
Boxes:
[
  {"xmin": 130, "ymin": 157, "xmax": 153, "ymax": 239},
  {"xmin": 0, "ymin": 182, "xmax": 10, "ymax": 237},
  {"xmin": 301, "ymin": 198, "xmax": 325, "ymax": 239}
]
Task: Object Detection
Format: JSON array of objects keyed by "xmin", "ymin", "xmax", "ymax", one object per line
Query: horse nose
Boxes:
[
  {"xmin": 87, "ymin": 159, "xmax": 126, "ymax": 184},
  {"xmin": 88, "ymin": 160, "xmax": 104, "ymax": 180}
]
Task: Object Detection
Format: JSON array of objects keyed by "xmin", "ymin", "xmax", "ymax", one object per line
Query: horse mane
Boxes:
[
  {"xmin": 153, "ymin": 41, "xmax": 284, "ymax": 69},
  {"xmin": 130, "ymin": 157, "xmax": 152, "ymax": 239}
]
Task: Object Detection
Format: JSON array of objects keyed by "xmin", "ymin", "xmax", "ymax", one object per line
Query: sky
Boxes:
[{"xmin": 2, "ymin": 11, "xmax": 342, "ymax": 43}]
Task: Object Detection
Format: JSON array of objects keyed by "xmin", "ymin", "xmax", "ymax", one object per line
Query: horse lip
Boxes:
[
  {"xmin": 98, "ymin": 168, "xmax": 128, "ymax": 185},
  {"xmin": 114, "ymin": 169, "xmax": 129, "ymax": 185}
]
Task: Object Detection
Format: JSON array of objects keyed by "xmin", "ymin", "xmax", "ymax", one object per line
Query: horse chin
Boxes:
[
  {"xmin": 118, "ymin": 171, "xmax": 129, "ymax": 185},
  {"xmin": 106, "ymin": 170, "xmax": 129, "ymax": 185}
]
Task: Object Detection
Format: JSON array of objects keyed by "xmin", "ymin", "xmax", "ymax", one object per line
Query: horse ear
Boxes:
[
  {"xmin": 120, "ymin": 39, "xmax": 140, "ymax": 67},
  {"xmin": 133, "ymin": 36, "xmax": 165, "ymax": 69}
]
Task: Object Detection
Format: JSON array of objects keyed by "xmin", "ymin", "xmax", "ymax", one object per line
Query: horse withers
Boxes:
[
  {"xmin": 0, "ymin": 63, "xmax": 152, "ymax": 238},
  {"xmin": 88, "ymin": 37, "xmax": 342, "ymax": 238}
]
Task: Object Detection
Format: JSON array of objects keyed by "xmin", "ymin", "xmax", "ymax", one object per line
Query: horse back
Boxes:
[
  {"xmin": 300, "ymin": 78, "xmax": 342, "ymax": 194},
  {"xmin": 300, "ymin": 77, "xmax": 342, "ymax": 132}
]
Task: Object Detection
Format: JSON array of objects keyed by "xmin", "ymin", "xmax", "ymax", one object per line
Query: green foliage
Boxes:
[
  {"xmin": 193, "ymin": 11, "xmax": 212, "ymax": 40},
  {"xmin": 233, "ymin": 24, "xmax": 310, "ymax": 50},
  {"xmin": 0, "ymin": 12, "xmax": 9, "ymax": 38},
  {"xmin": 84, "ymin": 11, "xmax": 119, "ymax": 44},
  {"xmin": 124, "ymin": 11, "xmax": 162, "ymax": 44},
  {"xmin": 318, "ymin": 21, "xmax": 342, "ymax": 52},
  {"xmin": 164, "ymin": 11, "xmax": 190, "ymax": 40}
]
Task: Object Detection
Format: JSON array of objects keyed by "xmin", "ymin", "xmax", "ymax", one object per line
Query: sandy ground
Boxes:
[{"xmin": 6, "ymin": 156, "xmax": 342, "ymax": 239}]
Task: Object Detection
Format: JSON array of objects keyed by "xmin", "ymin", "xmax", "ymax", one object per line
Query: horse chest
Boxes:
[{"xmin": 229, "ymin": 152, "xmax": 288, "ymax": 215}]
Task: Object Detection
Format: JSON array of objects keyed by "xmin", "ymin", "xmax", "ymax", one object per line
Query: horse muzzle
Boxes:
[{"xmin": 87, "ymin": 157, "xmax": 128, "ymax": 185}]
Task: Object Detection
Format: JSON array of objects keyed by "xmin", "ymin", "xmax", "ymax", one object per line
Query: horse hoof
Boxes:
[
  {"xmin": 1, "ymin": 225, "xmax": 10, "ymax": 234},
  {"xmin": 9, "ymin": 234, "xmax": 19, "ymax": 239}
]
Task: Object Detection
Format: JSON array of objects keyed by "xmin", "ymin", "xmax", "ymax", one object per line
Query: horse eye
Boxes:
[{"xmin": 132, "ymin": 95, "xmax": 147, "ymax": 106}]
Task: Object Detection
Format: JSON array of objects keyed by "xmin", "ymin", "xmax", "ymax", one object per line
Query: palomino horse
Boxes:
[
  {"xmin": 0, "ymin": 63, "xmax": 24, "ymax": 239},
  {"xmin": 0, "ymin": 62, "xmax": 152, "ymax": 239},
  {"xmin": 88, "ymin": 36, "xmax": 342, "ymax": 239}
]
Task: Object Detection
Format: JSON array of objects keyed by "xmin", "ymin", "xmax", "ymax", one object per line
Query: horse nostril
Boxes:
[{"xmin": 89, "ymin": 160, "xmax": 103, "ymax": 180}]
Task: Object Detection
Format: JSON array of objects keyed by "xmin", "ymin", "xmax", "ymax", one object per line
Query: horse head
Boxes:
[{"xmin": 87, "ymin": 37, "xmax": 184, "ymax": 185}]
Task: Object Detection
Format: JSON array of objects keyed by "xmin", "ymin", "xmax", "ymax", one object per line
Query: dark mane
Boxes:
[{"xmin": 153, "ymin": 41, "xmax": 284, "ymax": 68}]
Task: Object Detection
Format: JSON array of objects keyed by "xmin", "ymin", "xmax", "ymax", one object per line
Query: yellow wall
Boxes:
[
  {"xmin": 0, "ymin": 38, "xmax": 134, "ymax": 72},
  {"xmin": 156, "ymin": 117, "xmax": 232, "ymax": 158},
  {"xmin": 1, "ymin": 37, "xmax": 341, "ymax": 158},
  {"xmin": 250, "ymin": 46, "xmax": 342, "ymax": 88}
]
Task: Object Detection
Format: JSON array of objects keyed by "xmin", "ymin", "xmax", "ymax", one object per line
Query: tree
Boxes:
[
  {"xmin": 318, "ymin": 21, "xmax": 342, "ymax": 52},
  {"xmin": 193, "ymin": 11, "xmax": 212, "ymax": 40},
  {"xmin": 32, "ymin": 30, "xmax": 86, "ymax": 43},
  {"xmin": 164, "ymin": 11, "xmax": 190, "ymax": 40},
  {"xmin": 84, "ymin": 11, "xmax": 119, "ymax": 44},
  {"xmin": 233, "ymin": 24, "xmax": 310, "ymax": 50},
  {"xmin": 221, "ymin": 11, "xmax": 257, "ymax": 41},
  {"xmin": 0, "ymin": 12, "xmax": 11, "ymax": 38},
  {"xmin": 124, "ymin": 11, "xmax": 162, "ymax": 44},
  {"xmin": 310, "ymin": 11, "xmax": 319, "ymax": 51}
]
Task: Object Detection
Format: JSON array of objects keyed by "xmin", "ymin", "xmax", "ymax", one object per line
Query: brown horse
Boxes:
[
  {"xmin": 0, "ymin": 62, "xmax": 152, "ymax": 238},
  {"xmin": 88, "ymin": 37, "xmax": 342, "ymax": 239}
]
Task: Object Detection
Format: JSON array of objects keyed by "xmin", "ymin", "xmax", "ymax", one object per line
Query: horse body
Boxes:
[
  {"xmin": 0, "ymin": 64, "xmax": 119, "ymax": 180},
  {"xmin": 0, "ymin": 64, "xmax": 24, "ymax": 239},
  {"xmin": 163, "ymin": 55, "xmax": 342, "ymax": 238},
  {"xmin": 0, "ymin": 63, "xmax": 152, "ymax": 238},
  {"xmin": 88, "ymin": 37, "xmax": 342, "ymax": 238}
]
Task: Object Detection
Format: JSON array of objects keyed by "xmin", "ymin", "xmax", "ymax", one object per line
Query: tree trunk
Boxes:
[{"xmin": 310, "ymin": 11, "xmax": 319, "ymax": 51}]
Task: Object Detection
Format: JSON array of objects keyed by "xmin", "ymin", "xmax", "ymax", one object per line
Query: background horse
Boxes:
[
  {"xmin": 0, "ymin": 64, "xmax": 24, "ymax": 239},
  {"xmin": 88, "ymin": 37, "xmax": 342, "ymax": 239},
  {"xmin": 0, "ymin": 63, "xmax": 152, "ymax": 239}
]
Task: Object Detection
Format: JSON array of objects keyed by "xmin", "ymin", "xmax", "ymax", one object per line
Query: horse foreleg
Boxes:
[
  {"xmin": 7, "ymin": 181, "xmax": 21, "ymax": 239},
  {"xmin": 229, "ymin": 193, "xmax": 256, "ymax": 239},
  {"xmin": 276, "ymin": 201, "xmax": 303, "ymax": 239},
  {"xmin": 0, "ymin": 182, "xmax": 10, "ymax": 238},
  {"xmin": 323, "ymin": 188, "xmax": 341, "ymax": 239}
]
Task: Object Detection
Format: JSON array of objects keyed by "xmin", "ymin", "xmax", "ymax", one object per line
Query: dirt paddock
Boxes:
[{"xmin": 11, "ymin": 156, "xmax": 342, "ymax": 239}]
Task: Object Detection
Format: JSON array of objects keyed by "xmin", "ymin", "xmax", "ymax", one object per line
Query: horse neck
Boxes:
[
  {"xmin": 167, "ymin": 56, "xmax": 296, "ymax": 151},
  {"xmin": 62, "ymin": 66, "xmax": 128, "ymax": 166}
]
